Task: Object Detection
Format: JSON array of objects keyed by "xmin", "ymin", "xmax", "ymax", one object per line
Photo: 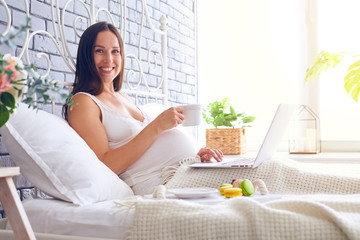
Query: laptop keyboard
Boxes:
[{"xmin": 220, "ymin": 155, "xmax": 256, "ymax": 166}]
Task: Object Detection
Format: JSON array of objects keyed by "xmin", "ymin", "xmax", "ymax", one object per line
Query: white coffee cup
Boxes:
[{"xmin": 182, "ymin": 104, "xmax": 202, "ymax": 127}]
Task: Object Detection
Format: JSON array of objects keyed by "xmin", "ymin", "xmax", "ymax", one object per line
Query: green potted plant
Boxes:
[
  {"xmin": 305, "ymin": 51, "xmax": 360, "ymax": 102},
  {"xmin": 202, "ymin": 98, "xmax": 255, "ymax": 155}
]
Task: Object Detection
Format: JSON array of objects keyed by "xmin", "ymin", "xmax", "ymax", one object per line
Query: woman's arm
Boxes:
[{"xmin": 68, "ymin": 94, "xmax": 185, "ymax": 175}]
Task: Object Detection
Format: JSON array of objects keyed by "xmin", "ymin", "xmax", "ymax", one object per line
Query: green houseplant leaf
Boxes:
[
  {"xmin": 0, "ymin": 105, "xmax": 10, "ymax": 127},
  {"xmin": 202, "ymin": 98, "xmax": 255, "ymax": 128},
  {"xmin": 0, "ymin": 92, "xmax": 16, "ymax": 109},
  {"xmin": 305, "ymin": 51, "xmax": 344, "ymax": 83},
  {"xmin": 306, "ymin": 51, "xmax": 360, "ymax": 102},
  {"xmin": 242, "ymin": 116, "xmax": 256, "ymax": 124},
  {"xmin": 344, "ymin": 59, "xmax": 360, "ymax": 102}
]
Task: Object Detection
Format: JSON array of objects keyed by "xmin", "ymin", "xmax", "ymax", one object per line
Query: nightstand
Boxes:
[{"xmin": 0, "ymin": 167, "xmax": 35, "ymax": 240}]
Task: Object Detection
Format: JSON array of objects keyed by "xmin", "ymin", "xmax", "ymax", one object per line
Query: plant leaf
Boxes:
[
  {"xmin": 344, "ymin": 60, "xmax": 360, "ymax": 102},
  {"xmin": 0, "ymin": 105, "xmax": 10, "ymax": 127},
  {"xmin": 230, "ymin": 106, "xmax": 235, "ymax": 115},
  {"xmin": 224, "ymin": 114, "xmax": 237, "ymax": 121},
  {"xmin": 0, "ymin": 92, "xmax": 16, "ymax": 108},
  {"xmin": 347, "ymin": 59, "xmax": 360, "ymax": 71},
  {"xmin": 242, "ymin": 116, "xmax": 256, "ymax": 123},
  {"xmin": 350, "ymin": 86, "xmax": 360, "ymax": 102},
  {"xmin": 202, "ymin": 98, "xmax": 255, "ymax": 128},
  {"xmin": 305, "ymin": 51, "xmax": 344, "ymax": 82},
  {"xmin": 214, "ymin": 117, "xmax": 224, "ymax": 127}
]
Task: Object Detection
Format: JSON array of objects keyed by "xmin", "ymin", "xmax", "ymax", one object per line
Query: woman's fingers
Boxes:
[
  {"xmin": 172, "ymin": 107, "xmax": 185, "ymax": 125},
  {"xmin": 175, "ymin": 106, "xmax": 184, "ymax": 115},
  {"xmin": 174, "ymin": 106, "xmax": 184, "ymax": 123},
  {"xmin": 155, "ymin": 107, "xmax": 185, "ymax": 130},
  {"xmin": 214, "ymin": 148, "xmax": 224, "ymax": 161},
  {"xmin": 197, "ymin": 147, "xmax": 224, "ymax": 162},
  {"xmin": 211, "ymin": 148, "xmax": 223, "ymax": 162}
]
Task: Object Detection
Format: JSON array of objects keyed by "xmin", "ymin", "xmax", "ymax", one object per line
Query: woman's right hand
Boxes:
[{"xmin": 152, "ymin": 106, "xmax": 185, "ymax": 132}]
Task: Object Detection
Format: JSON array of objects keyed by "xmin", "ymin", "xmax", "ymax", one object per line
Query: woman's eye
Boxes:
[
  {"xmin": 112, "ymin": 50, "xmax": 120, "ymax": 54},
  {"xmin": 95, "ymin": 49, "xmax": 103, "ymax": 53}
]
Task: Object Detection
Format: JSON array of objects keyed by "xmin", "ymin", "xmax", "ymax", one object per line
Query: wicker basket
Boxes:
[{"xmin": 206, "ymin": 128, "xmax": 246, "ymax": 155}]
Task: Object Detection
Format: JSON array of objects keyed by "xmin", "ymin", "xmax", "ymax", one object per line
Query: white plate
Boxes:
[{"xmin": 167, "ymin": 188, "xmax": 219, "ymax": 199}]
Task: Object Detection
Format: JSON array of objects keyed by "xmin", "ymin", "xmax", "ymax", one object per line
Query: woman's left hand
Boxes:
[{"xmin": 197, "ymin": 147, "xmax": 224, "ymax": 163}]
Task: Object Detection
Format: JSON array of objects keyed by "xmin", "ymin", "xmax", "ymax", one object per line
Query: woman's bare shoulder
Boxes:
[
  {"xmin": 72, "ymin": 92, "xmax": 93, "ymax": 102},
  {"xmin": 68, "ymin": 93, "xmax": 100, "ymax": 118},
  {"xmin": 71, "ymin": 93, "xmax": 96, "ymax": 107}
]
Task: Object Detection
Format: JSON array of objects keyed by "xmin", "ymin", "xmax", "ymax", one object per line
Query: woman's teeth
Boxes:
[{"xmin": 101, "ymin": 67, "xmax": 113, "ymax": 71}]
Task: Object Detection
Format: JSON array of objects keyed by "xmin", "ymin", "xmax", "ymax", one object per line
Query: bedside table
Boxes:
[{"xmin": 0, "ymin": 167, "xmax": 35, "ymax": 240}]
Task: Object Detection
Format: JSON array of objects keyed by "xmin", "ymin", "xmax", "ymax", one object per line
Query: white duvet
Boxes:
[{"xmin": 17, "ymin": 199, "xmax": 134, "ymax": 238}]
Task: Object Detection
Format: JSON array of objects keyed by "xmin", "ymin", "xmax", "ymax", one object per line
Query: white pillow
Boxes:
[{"xmin": 0, "ymin": 103, "xmax": 133, "ymax": 206}]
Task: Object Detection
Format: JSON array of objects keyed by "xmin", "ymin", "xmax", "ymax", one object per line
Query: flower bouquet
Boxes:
[{"xmin": 0, "ymin": 18, "xmax": 68, "ymax": 127}]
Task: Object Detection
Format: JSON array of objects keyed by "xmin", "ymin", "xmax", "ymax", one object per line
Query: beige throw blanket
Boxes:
[
  {"xmin": 121, "ymin": 194, "xmax": 360, "ymax": 240},
  {"xmin": 163, "ymin": 157, "xmax": 360, "ymax": 194},
  {"xmin": 120, "ymin": 157, "xmax": 360, "ymax": 240}
]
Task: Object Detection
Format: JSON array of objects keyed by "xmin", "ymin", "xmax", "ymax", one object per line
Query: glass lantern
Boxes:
[{"xmin": 288, "ymin": 105, "xmax": 321, "ymax": 154}]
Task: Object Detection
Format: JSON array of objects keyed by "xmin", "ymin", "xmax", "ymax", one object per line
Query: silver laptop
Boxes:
[{"xmin": 190, "ymin": 103, "xmax": 296, "ymax": 169}]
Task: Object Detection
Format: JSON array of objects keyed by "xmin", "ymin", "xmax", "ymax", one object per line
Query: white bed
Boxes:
[
  {"xmin": 20, "ymin": 192, "xmax": 292, "ymax": 239},
  {"xmin": 1, "ymin": 0, "xmax": 360, "ymax": 239},
  {"xmin": 21, "ymin": 199, "xmax": 134, "ymax": 238}
]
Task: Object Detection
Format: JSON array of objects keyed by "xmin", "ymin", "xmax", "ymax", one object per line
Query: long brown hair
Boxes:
[{"xmin": 62, "ymin": 22, "xmax": 125, "ymax": 120}]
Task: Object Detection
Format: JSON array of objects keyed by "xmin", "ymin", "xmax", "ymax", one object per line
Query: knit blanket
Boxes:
[
  {"xmin": 119, "ymin": 157, "xmax": 360, "ymax": 240},
  {"xmin": 162, "ymin": 156, "xmax": 360, "ymax": 194},
  {"xmin": 120, "ymin": 194, "xmax": 360, "ymax": 240}
]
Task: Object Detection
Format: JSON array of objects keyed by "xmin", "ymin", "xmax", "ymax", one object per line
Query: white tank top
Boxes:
[
  {"xmin": 74, "ymin": 92, "xmax": 151, "ymax": 150},
  {"xmin": 74, "ymin": 92, "xmax": 196, "ymax": 191}
]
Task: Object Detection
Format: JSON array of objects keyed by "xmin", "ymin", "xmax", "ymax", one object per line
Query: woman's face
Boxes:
[{"xmin": 93, "ymin": 30, "xmax": 122, "ymax": 85}]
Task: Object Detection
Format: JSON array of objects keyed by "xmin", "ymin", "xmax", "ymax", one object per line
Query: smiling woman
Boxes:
[
  {"xmin": 64, "ymin": 22, "xmax": 186, "ymax": 184},
  {"xmin": 63, "ymin": 22, "xmax": 223, "ymax": 195}
]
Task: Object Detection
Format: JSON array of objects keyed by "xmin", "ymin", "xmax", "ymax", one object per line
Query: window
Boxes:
[
  {"xmin": 197, "ymin": 0, "xmax": 304, "ymax": 151},
  {"xmin": 316, "ymin": 0, "xmax": 360, "ymax": 147},
  {"xmin": 197, "ymin": 0, "xmax": 360, "ymax": 152}
]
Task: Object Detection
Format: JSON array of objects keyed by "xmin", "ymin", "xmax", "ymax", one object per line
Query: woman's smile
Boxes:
[{"xmin": 100, "ymin": 66, "xmax": 115, "ymax": 72}]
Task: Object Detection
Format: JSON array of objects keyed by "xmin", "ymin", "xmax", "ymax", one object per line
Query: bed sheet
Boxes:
[{"xmin": 8, "ymin": 198, "xmax": 134, "ymax": 239}]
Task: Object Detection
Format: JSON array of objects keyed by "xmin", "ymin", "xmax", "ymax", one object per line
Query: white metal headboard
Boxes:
[{"xmin": 0, "ymin": 0, "xmax": 168, "ymax": 106}]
